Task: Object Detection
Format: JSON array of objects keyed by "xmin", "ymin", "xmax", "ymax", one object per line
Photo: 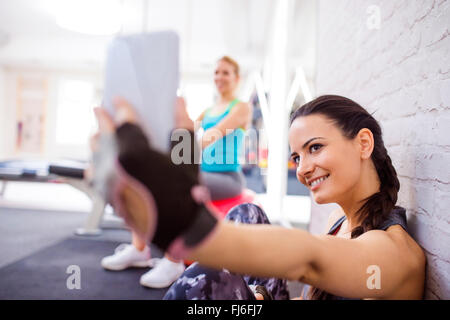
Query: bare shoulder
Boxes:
[
  {"xmin": 359, "ymin": 226, "xmax": 425, "ymax": 264},
  {"xmin": 227, "ymin": 101, "xmax": 252, "ymax": 129},
  {"xmin": 358, "ymin": 226, "xmax": 426, "ymax": 298},
  {"xmin": 385, "ymin": 225, "xmax": 426, "ymax": 274},
  {"xmin": 235, "ymin": 101, "xmax": 251, "ymax": 112}
]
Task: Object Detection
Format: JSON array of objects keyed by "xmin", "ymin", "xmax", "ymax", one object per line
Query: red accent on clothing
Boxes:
[{"xmin": 332, "ymin": 222, "xmax": 343, "ymax": 235}]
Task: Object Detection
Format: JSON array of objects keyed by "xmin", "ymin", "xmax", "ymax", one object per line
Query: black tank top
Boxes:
[{"xmin": 302, "ymin": 206, "xmax": 408, "ymax": 300}]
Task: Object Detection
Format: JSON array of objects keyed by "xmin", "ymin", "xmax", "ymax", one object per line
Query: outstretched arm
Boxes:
[
  {"xmin": 189, "ymin": 221, "xmax": 317, "ymax": 282},
  {"xmin": 188, "ymin": 221, "xmax": 422, "ymax": 299}
]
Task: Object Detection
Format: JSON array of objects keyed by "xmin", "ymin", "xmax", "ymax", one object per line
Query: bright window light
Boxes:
[
  {"xmin": 183, "ymin": 83, "xmax": 215, "ymax": 120},
  {"xmin": 55, "ymin": 79, "xmax": 96, "ymax": 145},
  {"xmin": 46, "ymin": 0, "xmax": 123, "ymax": 36}
]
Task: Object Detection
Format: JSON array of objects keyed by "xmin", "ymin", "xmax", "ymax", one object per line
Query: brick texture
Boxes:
[{"xmin": 310, "ymin": 0, "xmax": 450, "ymax": 299}]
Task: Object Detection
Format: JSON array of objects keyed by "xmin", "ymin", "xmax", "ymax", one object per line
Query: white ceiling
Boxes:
[{"xmin": 0, "ymin": 0, "xmax": 316, "ymax": 76}]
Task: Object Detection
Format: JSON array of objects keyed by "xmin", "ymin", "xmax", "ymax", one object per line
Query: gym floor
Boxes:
[{"xmin": 0, "ymin": 205, "xmax": 304, "ymax": 299}]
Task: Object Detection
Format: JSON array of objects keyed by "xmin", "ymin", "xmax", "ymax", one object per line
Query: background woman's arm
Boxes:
[
  {"xmin": 196, "ymin": 109, "xmax": 207, "ymax": 123},
  {"xmin": 201, "ymin": 102, "xmax": 251, "ymax": 149}
]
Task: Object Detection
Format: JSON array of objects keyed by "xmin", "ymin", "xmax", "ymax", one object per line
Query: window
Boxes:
[
  {"xmin": 55, "ymin": 79, "xmax": 96, "ymax": 146},
  {"xmin": 182, "ymin": 82, "xmax": 215, "ymax": 120}
]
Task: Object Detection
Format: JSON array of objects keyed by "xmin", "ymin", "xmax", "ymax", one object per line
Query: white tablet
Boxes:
[{"xmin": 102, "ymin": 31, "xmax": 179, "ymax": 152}]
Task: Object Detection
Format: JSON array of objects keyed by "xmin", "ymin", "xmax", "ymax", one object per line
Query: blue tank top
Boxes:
[
  {"xmin": 201, "ymin": 99, "xmax": 245, "ymax": 172},
  {"xmin": 301, "ymin": 207, "xmax": 408, "ymax": 300}
]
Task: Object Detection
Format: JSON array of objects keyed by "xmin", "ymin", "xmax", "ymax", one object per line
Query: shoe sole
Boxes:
[
  {"xmin": 102, "ymin": 260, "xmax": 150, "ymax": 271},
  {"xmin": 139, "ymin": 279, "xmax": 176, "ymax": 289}
]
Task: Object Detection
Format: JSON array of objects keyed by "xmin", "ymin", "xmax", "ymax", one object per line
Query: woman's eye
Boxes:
[
  {"xmin": 292, "ymin": 156, "xmax": 300, "ymax": 165},
  {"xmin": 310, "ymin": 144, "xmax": 323, "ymax": 153}
]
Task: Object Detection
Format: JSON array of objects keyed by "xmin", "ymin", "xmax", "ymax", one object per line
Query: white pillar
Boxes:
[{"xmin": 266, "ymin": 0, "xmax": 291, "ymax": 226}]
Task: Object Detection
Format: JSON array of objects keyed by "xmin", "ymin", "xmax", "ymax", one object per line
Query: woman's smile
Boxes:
[{"xmin": 308, "ymin": 174, "xmax": 330, "ymax": 191}]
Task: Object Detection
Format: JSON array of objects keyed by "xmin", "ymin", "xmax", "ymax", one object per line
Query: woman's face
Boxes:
[
  {"xmin": 214, "ymin": 60, "xmax": 239, "ymax": 95},
  {"xmin": 288, "ymin": 114, "xmax": 363, "ymax": 205}
]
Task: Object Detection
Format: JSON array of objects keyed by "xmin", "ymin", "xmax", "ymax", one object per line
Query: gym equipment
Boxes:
[
  {"xmin": 0, "ymin": 159, "xmax": 107, "ymax": 236},
  {"xmin": 103, "ymin": 30, "xmax": 179, "ymax": 153},
  {"xmin": 210, "ymin": 188, "xmax": 259, "ymax": 219},
  {"xmin": 95, "ymin": 30, "xmax": 180, "ymax": 207}
]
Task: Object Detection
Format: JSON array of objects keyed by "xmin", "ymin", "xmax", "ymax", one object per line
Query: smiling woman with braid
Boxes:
[
  {"xmin": 94, "ymin": 94, "xmax": 426, "ymax": 300},
  {"xmin": 288, "ymin": 95, "xmax": 426, "ymax": 299}
]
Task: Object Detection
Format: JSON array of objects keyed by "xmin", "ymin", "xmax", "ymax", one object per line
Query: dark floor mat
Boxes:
[{"xmin": 0, "ymin": 237, "xmax": 168, "ymax": 300}]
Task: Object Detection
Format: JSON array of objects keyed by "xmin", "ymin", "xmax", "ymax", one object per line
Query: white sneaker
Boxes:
[
  {"xmin": 139, "ymin": 257, "xmax": 185, "ymax": 288},
  {"xmin": 101, "ymin": 243, "xmax": 151, "ymax": 271}
]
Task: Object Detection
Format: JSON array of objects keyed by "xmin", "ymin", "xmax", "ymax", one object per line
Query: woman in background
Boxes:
[{"xmin": 195, "ymin": 55, "xmax": 251, "ymax": 201}]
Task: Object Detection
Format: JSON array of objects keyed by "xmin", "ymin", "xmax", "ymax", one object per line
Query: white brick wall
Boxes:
[
  {"xmin": 311, "ymin": 0, "xmax": 450, "ymax": 299},
  {"xmin": 0, "ymin": 67, "xmax": 4, "ymax": 159}
]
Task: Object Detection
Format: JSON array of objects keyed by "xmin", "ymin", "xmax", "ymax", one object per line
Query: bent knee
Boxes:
[{"xmin": 225, "ymin": 203, "xmax": 270, "ymax": 225}]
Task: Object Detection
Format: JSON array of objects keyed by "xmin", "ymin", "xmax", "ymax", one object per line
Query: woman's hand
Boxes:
[
  {"xmin": 86, "ymin": 97, "xmax": 137, "ymax": 183},
  {"xmin": 87, "ymin": 95, "xmax": 219, "ymax": 260},
  {"xmin": 254, "ymin": 293, "xmax": 264, "ymax": 300},
  {"xmin": 93, "ymin": 96, "xmax": 139, "ymax": 133},
  {"xmin": 89, "ymin": 96, "xmax": 139, "ymax": 156},
  {"xmin": 174, "ymin": 96, "xmax": 194, "ymax": 131},
  {"xmin": 249, "ymin": 285, "xmax": 273, "ymax": 300}
]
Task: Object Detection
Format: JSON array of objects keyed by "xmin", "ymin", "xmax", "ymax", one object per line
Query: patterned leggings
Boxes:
[{"xmin": 163, "ymin": 203, "xmax": 290, "ymax": 300}]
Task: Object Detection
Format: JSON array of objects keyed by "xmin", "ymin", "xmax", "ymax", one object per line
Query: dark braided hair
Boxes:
[{"xmin": 290, "ymin": 95, "xmax": 400, "ymax": 300}]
